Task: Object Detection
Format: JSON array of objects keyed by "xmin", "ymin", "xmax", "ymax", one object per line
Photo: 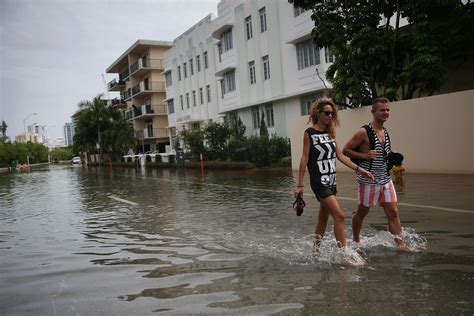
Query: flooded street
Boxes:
[{"xmin": 1, "ymin": 165, "xmax": 473, "ymax": 315}]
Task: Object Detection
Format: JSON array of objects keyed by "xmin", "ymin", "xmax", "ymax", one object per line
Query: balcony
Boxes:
[
  {"xmin": 122, "ymin": 89, "xmax": 132, "ymax": 101},
  {"xmin": 119, "ymin": 68, "xmax": 130, "ymax": 82},
  {"xmin": 108, "ymin": 78, "xmax": 125, "ymax": 91},
  {"xmin": 135, "ymin": 127, "xmax": 169, "ymax": 140},
  {"xmin": 131, "ymin": 81, "xmax": 165, "ymax": 98},
  {"xmin": 109, "ymin": 97, "xmax": 126, "ymax": 109},
  {"xmin": 129, "ymin": 58, "xmax": 164, "ymax": 77},
  {"xmin": 124, "ymin": 109, "xmax": 134, "ymax": 121},
  {"xmin": 133, "ymin": 104, "xmax": 167, "ymax": 120}
]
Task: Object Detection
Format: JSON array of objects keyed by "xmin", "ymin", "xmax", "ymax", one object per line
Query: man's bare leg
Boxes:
[{"xmin": 382, "ymin": 202, "xmax": 406, "ymax": 248}]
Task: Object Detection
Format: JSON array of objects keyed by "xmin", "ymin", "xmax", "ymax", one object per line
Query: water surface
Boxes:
[{"xmin": 0, "ymin": 166, "xmax": 473, "ymax": 315}]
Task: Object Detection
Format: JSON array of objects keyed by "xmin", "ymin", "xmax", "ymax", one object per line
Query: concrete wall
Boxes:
[{"xmin": 290, "ymin": 90, "xmax": 474, "ymax": 174}]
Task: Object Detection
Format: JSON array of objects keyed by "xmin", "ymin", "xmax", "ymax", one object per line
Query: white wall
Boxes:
[{"xmin": 290, "ymin": 90, "xmax": 474, "ymax": 174}]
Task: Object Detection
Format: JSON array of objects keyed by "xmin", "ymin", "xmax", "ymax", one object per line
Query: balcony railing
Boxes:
[
  {"xmin": 131, "ymin": 81, "xmax": 166, "ymax": 97},
  {"xmin": 130, "ymin": 58, "xmax": 164, "ymax": 76},
  {"xmin": 109, "ymin": 98, "xmax": 126, "ymax": 108},
  {"xmin": 119, "ymin": 68, "xmax": 130, "ymax": 82},
  {"xmin": 108, "ymin": 78, "xmax": 125, "ymax": 91},
  {"xmin": 135, "ymin": 127, "xmax": 169, "ymax": 140},
  {"xmin": 133, "ymin": 104, "xmax": 167, "ymax": 119},
  {"xmin": 122, "ymin": 89, "xmax": 132, "ymax": 101}
]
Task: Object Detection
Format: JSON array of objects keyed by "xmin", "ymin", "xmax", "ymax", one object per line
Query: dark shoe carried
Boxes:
[{"xmin": 293, "ymin": 193, "xmax": 306, "ymax": 216}]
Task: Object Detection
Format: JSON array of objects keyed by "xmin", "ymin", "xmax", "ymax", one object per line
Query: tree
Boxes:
[
  {"xmin": 73, "ymin": 94, "xmax": 111, "ymax": 163},
  {"xmin": 203, "ymin": 122, "xmax": 231, "ymax": 160},
  {"xmin": 0, "ymin": 120, "xmax": 9, "ymax": 143},
  {"xmin": 101, "ymin": 108, "xmax": 136, "ymax": 161},
  {"xmin": 259, "ymin": 110, "xmax": 269, "ymax": 136},
  {"xmin": 179, "ymin": 127, "xmax": 206, "ymax": 160},
  {"xmin": 289, "ymin": 0, "xmax": 474, "ymax": 105}
]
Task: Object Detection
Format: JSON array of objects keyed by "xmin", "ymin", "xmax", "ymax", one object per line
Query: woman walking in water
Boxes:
[{"xmin": 294, "ymin": 98, "xmax": 373, "ymax": 263}]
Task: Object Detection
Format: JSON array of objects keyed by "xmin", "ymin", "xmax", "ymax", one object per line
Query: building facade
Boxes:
[
  {"xmin": 164, "ymin": 0, "xmax": 335, "ymax": 148},
  {"xmin": 64, "ymin": 122, "xmax": 75, "ymax": 146},
  {"xmin": 27, "ymin": 123, "xmax": 47, "ymax": 144},
  {"xmin": 106, "ymin": 40, "xmax": 173, "ymax": 154}
]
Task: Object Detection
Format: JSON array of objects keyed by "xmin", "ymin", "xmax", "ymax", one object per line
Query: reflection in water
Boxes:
[{"xmin": 0, "ymin": 166, "xmax": 473, "ymax": 315}]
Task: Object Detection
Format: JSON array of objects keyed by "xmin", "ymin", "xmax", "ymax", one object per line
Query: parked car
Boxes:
[{"xmin": 71, "ymin": 156, "xmax": 81, "ymax": 164}]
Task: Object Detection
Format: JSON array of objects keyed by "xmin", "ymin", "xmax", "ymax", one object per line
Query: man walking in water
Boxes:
[{"xmin": 343, "ymin": 98, "xmax": 406, "ymax": 248}]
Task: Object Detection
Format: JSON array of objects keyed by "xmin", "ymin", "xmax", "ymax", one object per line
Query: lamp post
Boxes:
[{"xmin": 23, "ymin": 112, "xmax": 37, "ymax": 136}]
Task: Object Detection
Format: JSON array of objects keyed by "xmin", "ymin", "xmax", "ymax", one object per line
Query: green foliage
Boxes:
[
  {"xmin": 0, "ymin": 142, "xmax": 49, "ymax": 167},
  {"xmin": 0, "ymin": 120, "xmax": 8, "ymax": 143},
  {"xmin": 269, "ymin": 136, "xmax": 291, "ymax": 164},
  {"xmin": 246, "ymin": 135, "xmax": 271, "ymax": 167},
  {"xmin": 203, "ymin": 122, "xmax": 232, "ymax": 160},
  {"xmin": 73, "ymin": 94, "xmax": 136, "ymax": 162},
  {"xmin": 290, "ymin": 0, "xmax": 474, "ymax": 105},
  {"xmin": 50, "ymin": 147, "xmax": 74, "ymax": 161},
  {"xmin": 179, "ymin": 127, "xmax": 206, "ymax": 160}
]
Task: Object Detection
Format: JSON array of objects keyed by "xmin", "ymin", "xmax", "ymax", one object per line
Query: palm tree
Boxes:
[{"xmin": 73, "ymin": 94, "xmax": 110, "ymax": 164}]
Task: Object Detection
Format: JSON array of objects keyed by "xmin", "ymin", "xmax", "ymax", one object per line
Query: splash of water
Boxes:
[{"xmin": 236, "ymin": 227, "xmax": 427, "ymax": 267}]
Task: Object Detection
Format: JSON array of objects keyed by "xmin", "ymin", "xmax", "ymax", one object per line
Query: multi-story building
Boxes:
[
  {"xmin": 164, "ymin": 0, "xmax": 335, "ymax": 146},
  {"xmin": 15, "ymin": 132, "xmax": 37, "ymax": 144},
  {"xmin": 64, "ymin": 122, "xmax": 75, "ymax": 146},
  {"xmin": 28, "ymin": 123, "xmax": 47, "ymax": 144},
  {"xmin": 106, "ymin": 40, "xmax": 173, "ymax": 154},
  {"xmin": 164, "ymin": 14, "xmax": 220, "ymax": 149}
]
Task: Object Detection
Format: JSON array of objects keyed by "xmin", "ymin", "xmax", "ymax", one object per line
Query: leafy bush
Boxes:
[
  {"xmin": 246, "ymin": 135, "xmax": 271, "ymax": 167},
  {"xmin": 269, "ymin": 136, "xmax": 290, "ymax": 163}
]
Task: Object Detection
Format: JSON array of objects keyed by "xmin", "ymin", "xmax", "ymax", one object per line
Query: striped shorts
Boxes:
[{"xmin": 358, "ymin": 180, "xmax": 397, "ymax": 207}]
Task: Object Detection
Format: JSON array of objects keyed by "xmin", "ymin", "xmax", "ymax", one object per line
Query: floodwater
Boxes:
[{"xmin": 0, "ymin": 165, "xmax": 473, "ymax": 315}]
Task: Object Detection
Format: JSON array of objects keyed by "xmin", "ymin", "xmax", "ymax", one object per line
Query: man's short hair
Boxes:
[{"xmin": 372, "ymin": 97, "xmax": 389, "ymax": 110}]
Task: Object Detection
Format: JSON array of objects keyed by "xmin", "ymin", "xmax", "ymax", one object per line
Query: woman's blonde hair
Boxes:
[{"xmin": 308, "ymin": 98, "xmax": 340, "ymax": 139}]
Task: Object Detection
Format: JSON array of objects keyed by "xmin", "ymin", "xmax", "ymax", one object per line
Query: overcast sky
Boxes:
[{"xmin": 0, "ymin": 0, "xmax": 219, "ymax": 139}]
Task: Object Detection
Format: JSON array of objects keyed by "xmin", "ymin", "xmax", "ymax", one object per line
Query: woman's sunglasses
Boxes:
[{"xmin": 318, "ymin": 110, "xmax": 336, "ymax": 116}]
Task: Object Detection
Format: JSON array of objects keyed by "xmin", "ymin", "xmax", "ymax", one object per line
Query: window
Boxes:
[
  {"xmin": 165, "ymin": 71, "xmax": 172, "ymax": 87},
  {"xmin": 186, "ymin": 93, "xmax": 189, "ymax": 108},
  {"xmin": 178, "ymin": 66, "xmax": 181, "ymax": 81},
  {"xmin": 180, "ymin": 95, "xmax": 184, "ymax": 110},
  {"xmin": 192, "ymin": 90, "xmax": 196, "ymax": 107},
  {"xmin": 221, "ymin": 70, "xmax": 236, "ymax": 97},
  {"xmin": 259, "ymin": 7, "xmax": 267, "ymax": 33},
  {"xmin": 197, "ymin": 55, "xmax": 201, "ymax": 72},
  {"xmin": 265, "ymin": 104, "xmax": 274, "ymax": 127},
  {"xmin": 183, "ymin": 62, "xmax": 188, "ymax": 78},
  {"xmin": 199, "ymin": 87, "xmax": 203, "ymax": 104},
  {"xmin": 300, "ymin": 93, "xmax": 323, "ymax": 115},
  {"xmin": 190, "ymin": 59, "xmax": 194, "ymax": 75},
  {"xmin": 217, "ymin": 43, "xmax": 222, "ymax": 63},
  {"xmin": 245, "ymin": 15, "xmax": 253, "ymax": 40},
  {"xmin": 204, "ymin": 51, "xmax": 208, "ymax": 69},
  {"xmin": 252, "ymin": 107, "xmax": 260, "ymax": 129},
  {"xmin": 167, "ymin": 99, "xmax": 175, "ymax": 114},
  {"xmin": 325, "ymin": 47, "xmax": 335, "ymax": 63},
  {"xmin": 262, "ymin": 55, "xmax": 270, "ymax": 80},
  {"xmin": 294, "ymin": 6, "xmax": 306, "ymax": 17},
  {"xmin": 296, "ymin": 39, "xmax": 320, "ymax": 70},
  {"xmin": 221, "ymin": 30, "xmax": 233, "ymax": 53},
  {"xmin": 248, "ymin": 61, "xmax": 256, "ymax": 84},
  {"xmin": 206, "ymin": 84, "xmax": 211, "ymax": 102}
]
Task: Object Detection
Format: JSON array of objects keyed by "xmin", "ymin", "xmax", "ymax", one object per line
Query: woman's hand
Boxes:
[
  {"xmin": 294, "ymin": 186, "xmax": 303, "ymax": 198},
  {"xmin": 358, "ymin": 167, "xmax": 374, "ymax": 181}
]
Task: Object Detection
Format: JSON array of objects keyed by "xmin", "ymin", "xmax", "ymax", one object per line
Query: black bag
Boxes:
[{"xmin": 350, "ymin": 125, "xmax": 376, "ymax": 170}]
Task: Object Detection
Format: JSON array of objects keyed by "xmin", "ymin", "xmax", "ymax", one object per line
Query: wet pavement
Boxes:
[{"xmin": 0, "ymin": 165, "xmax": 473, "ymax": 315}]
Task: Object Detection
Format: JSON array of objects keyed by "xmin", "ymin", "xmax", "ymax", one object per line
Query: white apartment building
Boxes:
[
  {"xmin": 27, "ymin": 123, "xmax": 47, "ymax": 144},
  {"xmin": 164, "ymin": 0, "xmax": 334, "ymax": 147}
]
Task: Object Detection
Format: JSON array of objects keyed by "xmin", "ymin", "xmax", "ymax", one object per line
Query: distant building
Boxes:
[
  {"xmin": 48, "ymin": 137, "xmax": 66, "ymax": 149},
  {"xmin": 15, "ymin": 132, "xmax": 37, "ymax": 144},
  {"xmin": 64, "ymin": 122, "xmax": 75, "ymax": 146},
  {"xmin": 27, "ymin": 123, "xmax": 47, "ymax": 144}
]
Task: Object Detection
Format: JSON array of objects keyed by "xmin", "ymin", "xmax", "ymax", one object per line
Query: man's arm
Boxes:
[{"xmin": 342, "ymin": 128, "xmax": 376, "ymax": 160}]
